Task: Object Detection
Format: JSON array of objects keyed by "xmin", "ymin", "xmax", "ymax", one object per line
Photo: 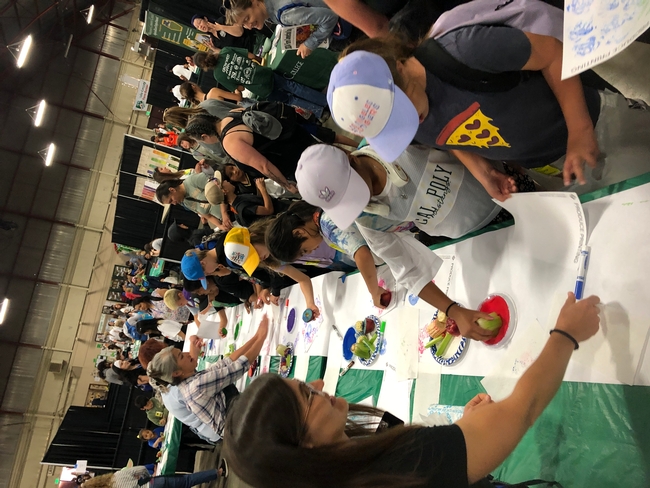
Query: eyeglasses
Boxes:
[{"xmin": 294, "ymin": 380, "xmax": 328, "ymax": 442}]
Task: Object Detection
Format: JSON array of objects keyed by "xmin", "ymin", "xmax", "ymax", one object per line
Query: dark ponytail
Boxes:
[
  {"xmin": 155, "ymin": 179, "xmax": 185, "ymax": 203},
  {"xmin": 180, "ymin": 81, "xmax": 201, "ymax": 106},
  {"xmin": 265, "ymin": 201, "xmax": 321, "ymax": 263},
  {"xmin": 136, "ymin": 318, "xmax": 162, "ymax": 336},
  {"xmin": 193, "ymin": 51, "xmax": 220, "ymax": 71},
  {"xmin": 185, "ymin": 113, "xmax": 220, "ymax": 140},
  {"xmin": 153, "ymin": 168, "xmax": 188, "ymax": 183}
]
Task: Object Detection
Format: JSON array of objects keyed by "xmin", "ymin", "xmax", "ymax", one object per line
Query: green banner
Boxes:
[{"xmin": 144, "ymin": 11, "xmax": 210, "ymax": 53}]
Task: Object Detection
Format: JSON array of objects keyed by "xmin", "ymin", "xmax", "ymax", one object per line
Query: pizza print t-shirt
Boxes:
[
  {"xmin": 213, "ymin": 47, "xmax": 274, "ymax": 99},
  {"xmin": 416, "ymin": 25, "xmax": 601, "ymax": 168}
]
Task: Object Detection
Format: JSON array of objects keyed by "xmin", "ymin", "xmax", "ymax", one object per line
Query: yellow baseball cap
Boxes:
[{"xmin": 224, "ymin": 227, "xmax": 259, "ymax": 276}]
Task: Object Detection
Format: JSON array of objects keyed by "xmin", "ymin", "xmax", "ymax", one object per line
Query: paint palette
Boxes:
[
  {"xmin": 286, "ymin": 308, "xmax": 297, "ymax": 333},
  {"xmin": 343, "ymin": 315, "xmax": 382, "ymax": 366},
  {"xmin": 479, "ymin": 293, "xmax": 517, "ymax": 347}
]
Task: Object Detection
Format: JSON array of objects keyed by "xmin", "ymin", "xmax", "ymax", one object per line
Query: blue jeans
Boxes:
[
  {"xmin": 270, "ymin": 73, "xmax": 327, "ymax": 118},
  {"xmin": 150, "ymin": 469, "xmax": 219, "ymax": 488}
]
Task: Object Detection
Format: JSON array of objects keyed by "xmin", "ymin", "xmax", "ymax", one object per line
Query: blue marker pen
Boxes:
[{"xmin": 574, "ymin": 246, "xmax": 591, "ymax": 300}]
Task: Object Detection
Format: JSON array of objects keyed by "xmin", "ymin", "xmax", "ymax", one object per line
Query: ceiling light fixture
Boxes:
[
  {"xmin": 0, "ymin": 298, "xmax": 8, "ymax": 324},
  {"xmin": 38, "ymin": 143, "xmax": 57, "ymax": 166},
  {"xmin": 26, "ymin": 100, "xmax": 47, "ymax": 126},
  {"xmin": 82, "ymin": 5, "xmax": 95, "ymax": 24},
  {"xmin": 7, "ymin": 35, "xmax": 33, "ymax": 68}
]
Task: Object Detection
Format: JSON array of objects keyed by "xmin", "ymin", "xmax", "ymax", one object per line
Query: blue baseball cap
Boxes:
[
  {"xmin": 181, "ymin": 251, "xmax": 208, "ymax": 289},
  {"xmin": 327, "ymin": 51, "xmax": 419, "ymax": 162}
]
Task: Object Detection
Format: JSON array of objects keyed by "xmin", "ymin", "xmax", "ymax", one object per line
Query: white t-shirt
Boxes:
[
  {"xmin": 157, "ymin": 320, "xmax": 184, "ymax": 342},
  {"xmin": 355, "ymin": 146, "xmax": 500, "ymax": 239},
  {"xmin": 172, "ymin": 64, "xmax": 193, "ymax": 80},
  {"xmin": 171, "ymin": 85, "xmax": 185, "ymax": 103}
]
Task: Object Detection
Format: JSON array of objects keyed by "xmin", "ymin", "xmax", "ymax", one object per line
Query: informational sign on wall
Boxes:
[
  {"xmin": 133, "ymin": 177, "xmax": 159, "ymax": 201},
  {"xmin": 144, "ymin": 11, "xmax": 210, "ymax": 52},
  {"xmin": 133, "ymin": 79, "xmax": 150, "ymax": 111},
  {"xmin": 562, "ymin": 0, "xmax": 650, "ymax": 78},
  {"xmin": 137, "ymin": 146, "xmax": 180, "ymax": 176}
]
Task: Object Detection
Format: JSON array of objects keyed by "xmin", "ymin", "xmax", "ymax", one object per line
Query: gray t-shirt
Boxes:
[
  {"xmin": 354, "ymin": 146, "xmax": 500, "ymax": 239},
  {"xmin": 182, "ymin": 172, "xmax": 222, "ymax": 220}
]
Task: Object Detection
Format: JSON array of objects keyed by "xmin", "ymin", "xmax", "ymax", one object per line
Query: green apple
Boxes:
[{"xmin": 477, "ymin": 312, "xmax": 503, "ymax": 331}]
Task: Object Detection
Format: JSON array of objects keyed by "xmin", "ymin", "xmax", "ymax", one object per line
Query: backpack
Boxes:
[
  {"xmin": 221, "ymin": 101, "xmax": 298, "ymax": 145},
  {"xmin": 418, "ymin": 0, "xmax": 620, "ymax": 94},
  {"xmin": 414, "ymin": 37, "xmax": 620, "ymax": 94}
]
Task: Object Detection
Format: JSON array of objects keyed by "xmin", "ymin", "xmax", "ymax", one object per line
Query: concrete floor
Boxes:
[
  {"xmin": 189, "ymin": 40, "xmax": 650, "ymax": 488},
  {"xmin": 593, "ymin": 41, "xmax": 650, "ymax": 102},
  {"xmin": 194, "ymin": 446, "xmax": 252, "ymax": 488}
]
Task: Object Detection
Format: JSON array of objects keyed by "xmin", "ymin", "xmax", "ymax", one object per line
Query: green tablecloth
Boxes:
[{"xmin": 159, "ymin": 418, "xmax": 183, "ymax": 475}]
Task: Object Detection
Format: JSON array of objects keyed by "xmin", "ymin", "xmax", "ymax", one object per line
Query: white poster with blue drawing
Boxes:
[{"xmin": 562, "ymin": 0, "xmax": 650, "ymax": 79}]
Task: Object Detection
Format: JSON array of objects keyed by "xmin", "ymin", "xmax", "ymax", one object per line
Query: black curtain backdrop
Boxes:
[
  {"xmin": 112, "ymin": 135, "xmax": 202, "ymax": 260},
  {"xmin": 42, "ymin": 385, "xmax": 156, "ymax": 469},
  {"xmin": 146, "ymin": 0, "xmax": 223, "ymax": 26}
]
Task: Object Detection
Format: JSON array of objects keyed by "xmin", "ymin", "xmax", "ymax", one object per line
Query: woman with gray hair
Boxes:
[{"xmin": 147, "ymin": 315, "xmax": 269, "ymax": 437}]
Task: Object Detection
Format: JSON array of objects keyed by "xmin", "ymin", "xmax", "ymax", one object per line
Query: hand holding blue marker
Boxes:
[{"xmin": 574, "ymin": 245, "xmax": 591, "ymax": 300}]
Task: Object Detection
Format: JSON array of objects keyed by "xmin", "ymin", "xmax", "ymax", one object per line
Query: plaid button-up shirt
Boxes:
[
  {"xmin": 112, "ymin": 466, "xmax": 151, "ymax": 488},
  {"xmin": 177, "ymin": 356, "xmax": 249, "ymax": 436}
]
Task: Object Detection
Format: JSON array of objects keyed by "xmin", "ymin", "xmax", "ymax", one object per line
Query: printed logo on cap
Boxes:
[{"xmin": 319, "ymin": 187, "xmax": 335, "ymax": 202}]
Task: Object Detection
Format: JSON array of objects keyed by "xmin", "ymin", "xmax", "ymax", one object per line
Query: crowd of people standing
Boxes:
[{"xmin": 85, "ymin": 0, "xmax": 650, "ymax": 486}]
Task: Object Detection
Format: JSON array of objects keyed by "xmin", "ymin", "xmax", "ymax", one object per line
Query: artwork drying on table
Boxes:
[
  {"xmin": 85, "ymin": 384, "xmax": 109, "ymax": 408},
  {"xmin": 562, "ymin": 0, "xmax": 650, "ymax": 78}
]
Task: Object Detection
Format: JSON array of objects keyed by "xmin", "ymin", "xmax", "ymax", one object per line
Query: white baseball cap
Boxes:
[
  {"xmin": 295, "ymin": 145, "xmax": 370, "ymax": 230},
  {"xmin": 327, "ymin": 50, "xmax": 419, "ymax": 162}
]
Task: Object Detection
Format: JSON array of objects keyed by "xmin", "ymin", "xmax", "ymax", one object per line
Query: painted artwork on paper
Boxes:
[{"xmin": 562, "ymin": 0, "xmax": 650, "ymax": 78}]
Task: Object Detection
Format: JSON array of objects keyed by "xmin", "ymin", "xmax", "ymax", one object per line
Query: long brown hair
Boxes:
[
  {"xmin": 265, "ymin": 201, "xmax": 321, "ymax": 263},
  {"xmin": 152, "ymin": 167, "xmax": 187, "ymax": 183},
  {"xmin": 341, "ymin": 36, "xmax": 415, "ymax": 91},
  {"xmin": 163, "ymin": 106, "xmax": 208, "ymax": 128},
  {"xmin": 193, "ymin": 51, "xmax": 220, "ymax": 71},
  {"xmin": 180, "ymin": 81, "xmax": 203, "ymax": 106},
  {"xmin": 222, "ymin": 374, "xmax": 426, "ymax": 488},
  {"xmin": 248, "ymin": 218, "xmax": 281, "ymax": 269}
]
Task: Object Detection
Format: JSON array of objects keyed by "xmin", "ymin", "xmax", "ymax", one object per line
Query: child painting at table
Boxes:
[
  {"xmin": 266, "ymin": 200, "xmax": 390, "ymax": 309},
  {"xmin": 139, "ymin": 427, "xmax": 165, "ymax": 450},
  {"xmin": 294, "ymin": 144, "xmax": 497, "ymax": 341},
  {"xmin": 181, "ymin": 227, "xmax": 321, "ymax": 317}
]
